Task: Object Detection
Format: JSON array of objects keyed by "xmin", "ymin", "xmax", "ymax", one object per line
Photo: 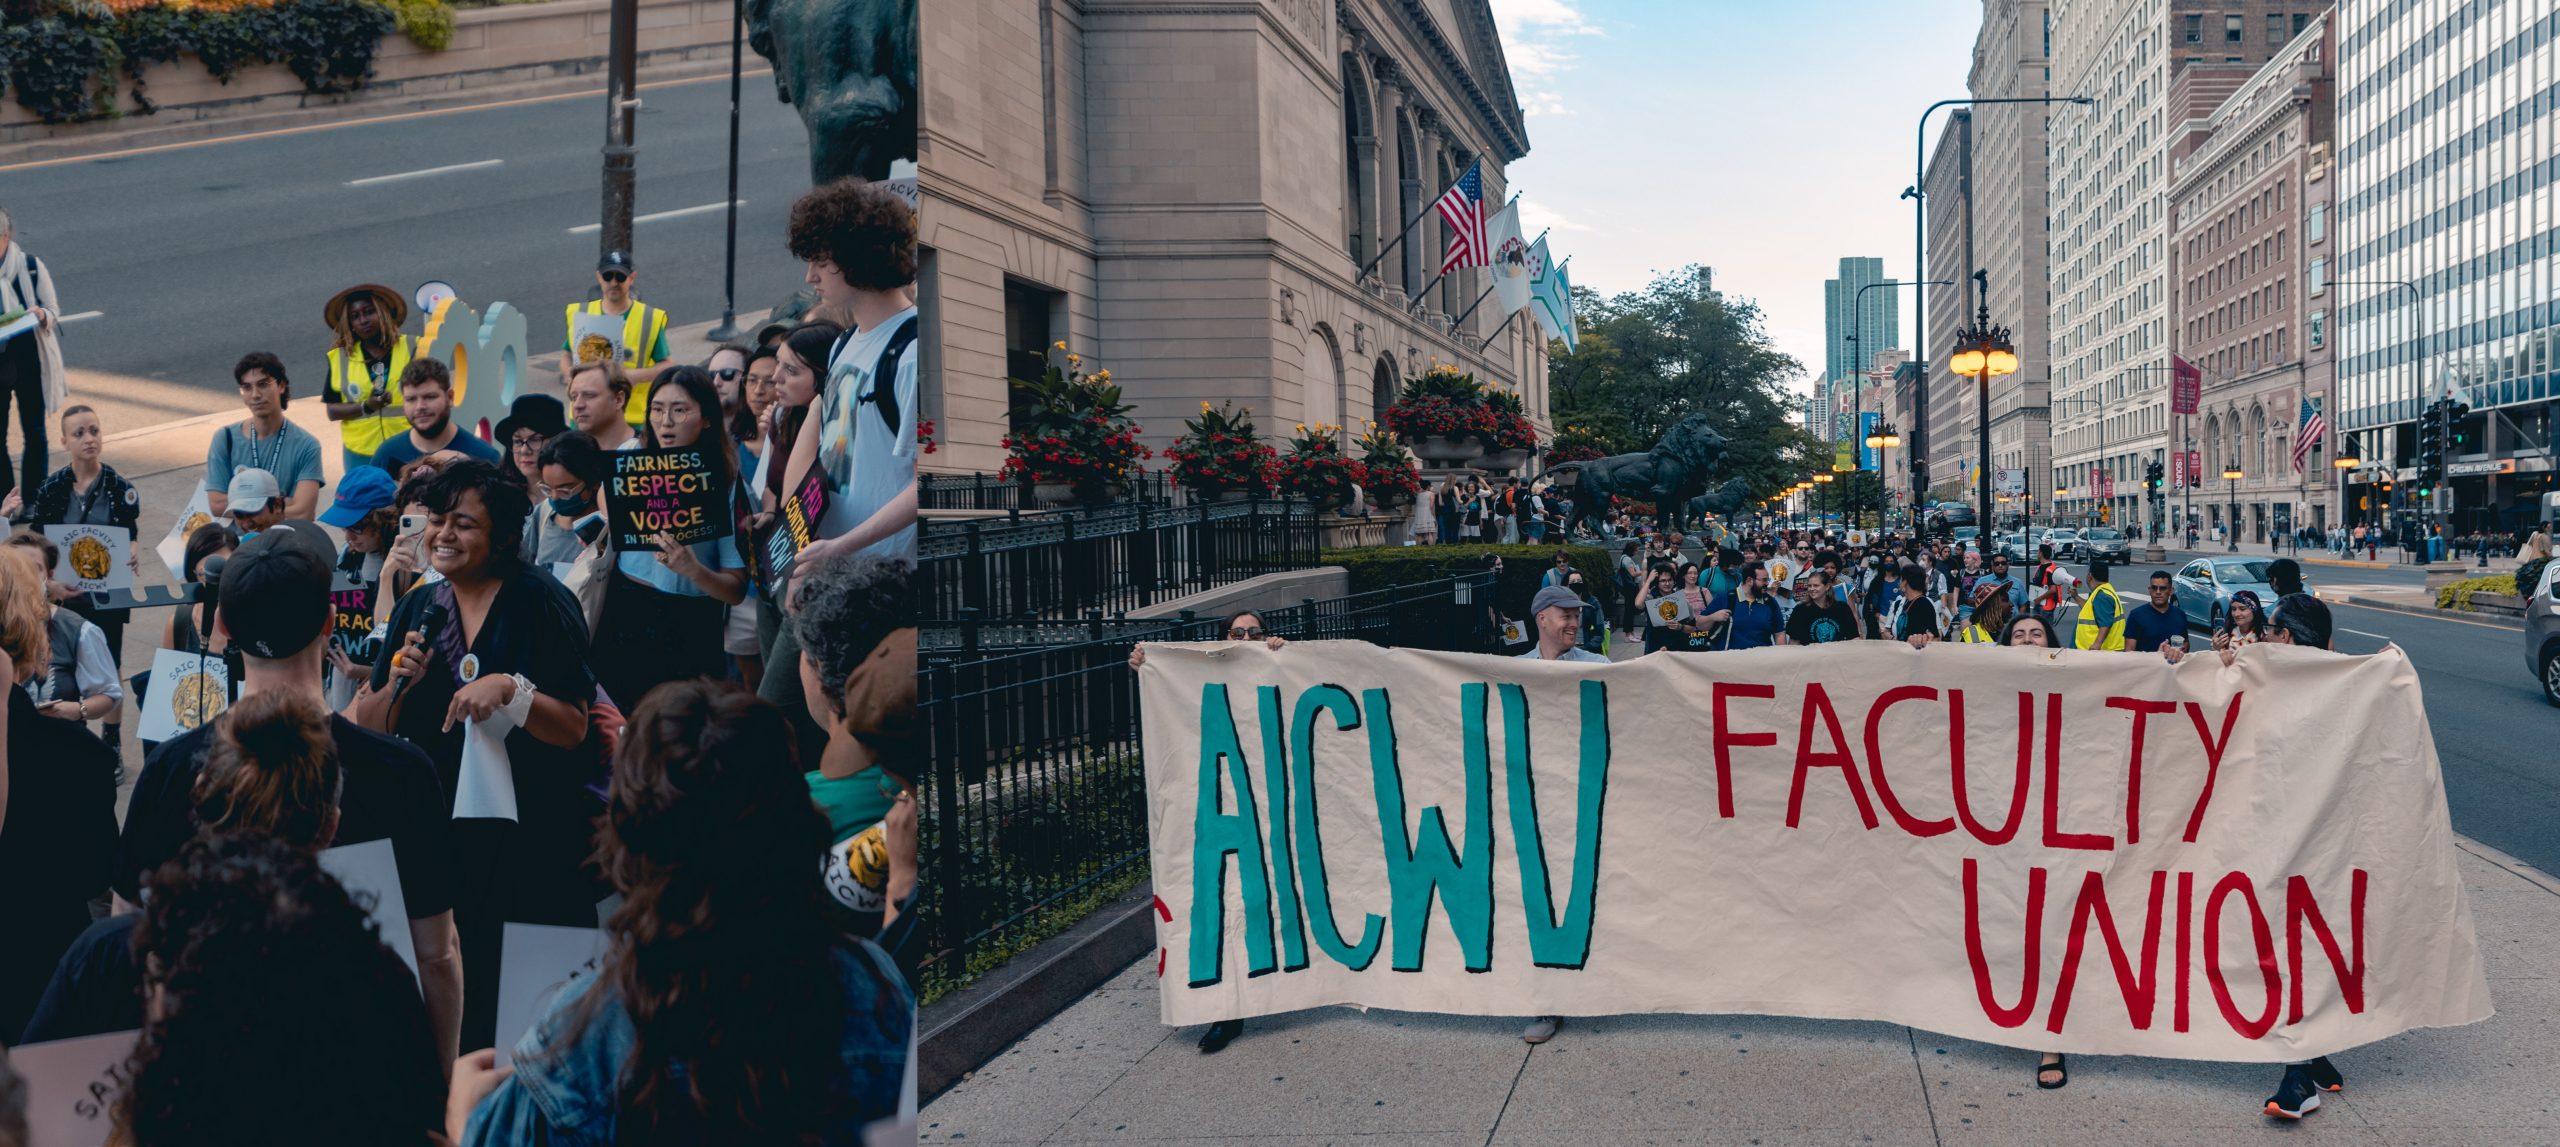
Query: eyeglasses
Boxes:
[
  {"xmin": 710, "ymin": 367, "xmax": 744, "ymax": 382},
  {"xmin": 600, "ymin": 271, "xmax": 629, "ymax": 284},
  {"xmin": 510, "ymin": 434, "xmax": 546, "ymax": 452},
  {"xmin": 1227, "ymin": 626, "xmax": 1265, "ymax": 639}
]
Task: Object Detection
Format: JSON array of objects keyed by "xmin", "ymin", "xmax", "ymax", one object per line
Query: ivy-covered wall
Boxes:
[{"xmin": 0, "ymin": 0, "xmax": 451, "ymax": 125}]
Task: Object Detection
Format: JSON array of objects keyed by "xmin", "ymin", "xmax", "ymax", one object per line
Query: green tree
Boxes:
[{"xmin": 1546, "ymin": 265, "xmax": 1822, "ymax": 502}]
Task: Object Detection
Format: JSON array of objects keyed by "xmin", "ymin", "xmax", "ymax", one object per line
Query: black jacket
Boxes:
[{"xmin": 11, "ymin": 463, "xmax": 142, "ymax": 535}]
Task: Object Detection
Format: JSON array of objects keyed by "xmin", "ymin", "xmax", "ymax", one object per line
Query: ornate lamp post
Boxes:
[
  {"xmin": 1947, "ymin": 278, "xmax": 2018, "ymax": 542},
  {"xmin": 1865, "ymin": 421, "xmax": 1902, "ymax": 530}
]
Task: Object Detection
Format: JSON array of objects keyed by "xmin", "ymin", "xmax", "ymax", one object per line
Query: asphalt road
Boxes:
[{"xmin": 3, "ymin": 71, "xmax": 817, "ymax": 420}]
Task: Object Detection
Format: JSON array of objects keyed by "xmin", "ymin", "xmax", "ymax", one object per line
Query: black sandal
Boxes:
[{"xmin": 2037, "ymin": 1054, "xmax": 2068, "ymax": 1090}]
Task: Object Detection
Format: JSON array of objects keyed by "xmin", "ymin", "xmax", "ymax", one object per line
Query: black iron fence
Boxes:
[
  {"xmin": 920, "ymin": 497, "xmax": 1323, "ymax": 622},
  {"xmin": 921, "ymin": 471, "xmax": 1178, "ymax": 512},
  {"xmin": 914, "ymin": 571, "xmax": 1496, "ymax": 998}
]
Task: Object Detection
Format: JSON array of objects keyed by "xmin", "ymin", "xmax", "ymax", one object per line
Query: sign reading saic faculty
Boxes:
[{"xmin": 1136, "ymin": 641, "xmax": 2491, "ymax": 1062}]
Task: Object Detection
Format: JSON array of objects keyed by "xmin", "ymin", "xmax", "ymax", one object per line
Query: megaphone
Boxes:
[{"xmin": 414, "ymin": 281, "xmax": 458, "ymax": 317}]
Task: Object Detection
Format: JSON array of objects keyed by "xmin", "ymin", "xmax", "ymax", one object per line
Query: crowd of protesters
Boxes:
[{"xmin": 0, "ymin": 177, "xmax": 922, "ymax": 1142}]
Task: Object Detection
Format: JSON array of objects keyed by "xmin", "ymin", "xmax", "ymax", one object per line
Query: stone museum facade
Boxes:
[{"xmin": 916, "ymin": 0, "xmax": 1544, "ymax": 476}]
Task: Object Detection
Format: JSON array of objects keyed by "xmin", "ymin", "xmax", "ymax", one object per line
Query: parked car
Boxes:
[
  {"xmin": 1952, "ymin": 526, "xmax": 1981, "ymax": 549},
  {"xmin": 2526, "ymin": 557, "xmax": 2558, "ymax": 707},
  {"xmin": 2039, "ymin": 528, "xmax": 2081, "ymax": 559},
  {"xmin": 2077, "ymin": 527, "xmax": 2133, "ymax": 564},
  {"xmin": 2169, "ymin": 556, "xmax": 2297, "ymax": 630}
]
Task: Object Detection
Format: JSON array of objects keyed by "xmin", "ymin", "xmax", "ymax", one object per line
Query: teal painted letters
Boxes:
[
  {"xmin": 1291, "ymin": 685, "xmax": 1383, "ymax": 970},
  {"xmin": 1189, "ymin": 683, "xmax": 1276, "ymax": 986},
  {"xmin": 1503, "ymin": 680, "xmax": 1610, "ymax": 969},
  {"xmin": 1369, "ymin": 686, "xmax": 1494, "ymax": 973}
]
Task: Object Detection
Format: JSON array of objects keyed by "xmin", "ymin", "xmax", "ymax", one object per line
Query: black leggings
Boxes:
[{"xmin": 0, "ymin": 336, "xmax": 47, "ymax": 500}]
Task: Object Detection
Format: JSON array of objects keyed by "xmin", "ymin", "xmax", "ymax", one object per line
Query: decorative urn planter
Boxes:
[
  {"xmin": 1478, "ymin": 447, "xmax": 1532, "ymax": 473},
  {"xmin": 1409, "ymin": 435, "xmax": 1486, "ymax": 465}
]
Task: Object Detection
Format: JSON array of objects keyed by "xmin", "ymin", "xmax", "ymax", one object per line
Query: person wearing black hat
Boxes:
[
  {"xmin": 493, "ymin": 393, "xmax": 569, "ymax": 493},
  {"xmin": 560, "ymin": 250, "xmax": 671, "ymax": 428},
  {"xmin": 322, "ymin": 284, "xmax": 417, "ymax": 474},
  {"xmin": 110, "ymin": 519, "xmax": 463, "ymax": 1064}
]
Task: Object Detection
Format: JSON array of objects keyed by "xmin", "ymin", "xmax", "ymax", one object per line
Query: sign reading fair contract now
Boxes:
[
  {"xmin": 1135, "ymin": 642, "xmax": 2493, "ymax": 1062},
  {"xmin": 608, "ymin": 446, "xmax": 731, "ymax": 549}
]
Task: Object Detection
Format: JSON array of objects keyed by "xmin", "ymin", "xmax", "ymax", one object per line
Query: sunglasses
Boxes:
[
  {"xmin": 711, "ymin": 367, "xmax": 744, "ymax": 382},
  {"xmin": 1227, "ymin": 626, "xmax": 1266, "ymax": 639},
  {"xmin": 600, "ymin": 271, "xmax": 629, "ymax": 284}
]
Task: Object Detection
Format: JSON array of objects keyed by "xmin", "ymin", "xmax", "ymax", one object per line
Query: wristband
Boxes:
[{"xmin": 502, "ymin": 673, "xmax": 537, "ymax": 727}]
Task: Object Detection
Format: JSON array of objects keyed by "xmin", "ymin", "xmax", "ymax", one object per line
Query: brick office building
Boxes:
[
  {"xmin": 916, "ymin": 0, "xmax": 1545, "ymax": 478},
  {"xmin": 2166, "ymin": 12, "xmax": 2339, "ymax": 544}
]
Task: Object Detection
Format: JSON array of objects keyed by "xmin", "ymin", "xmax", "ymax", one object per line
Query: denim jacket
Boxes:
[{"xmin": 463, "ymin": 940, "xmax": 914, "ymax": 1145}]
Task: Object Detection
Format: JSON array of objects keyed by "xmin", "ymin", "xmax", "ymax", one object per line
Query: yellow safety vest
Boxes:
[
  {"xmin": 565, "ymin": 300, "xmax": 670, "ymax": 424},
  {"xmin": 2074, "ymin": 583, "xmax": 2127, "ymax": 651},
  {"xmin": 1955, "ymin": 622, "xmax": 1995, "ymax": 644},
  {"xmin": 326, "ymin": 335, "xmax": 416, "ymax": 457}
]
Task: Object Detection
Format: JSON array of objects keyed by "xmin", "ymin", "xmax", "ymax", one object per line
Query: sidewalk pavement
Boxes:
[{"xmin": 918, "ymin": 840, "xmax": 2559, "ymax": 1146}]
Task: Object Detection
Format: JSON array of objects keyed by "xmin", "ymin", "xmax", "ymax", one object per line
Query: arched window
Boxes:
[
  {"xmin": 1302, "ymin": 324, "xmax": 1343, "ymax": 430},
  {"xmin": 2251, "ymin": 405, "xmax": 2268, "ymax": 476},
  {"xmin": 1340, "ymin": 55, "xmax": 1376, "ymax": 265},
  {"xmin": 2205, "ymin": 415, "xmax": 2221, "ymax": 474},
  {"xmin": 1395, "ymin": 112, "xmax": 1421, "ymax": 297}
]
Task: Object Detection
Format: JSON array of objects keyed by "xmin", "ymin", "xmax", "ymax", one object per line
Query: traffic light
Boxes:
[
  {"xmin": 2145, "ymin": 459, "xmax": 2164, "ymax": 492},
  {"xmin": 2447, "ymin": 400, "xmax": 2472, "ymax": 454},
  {"xmin": 2417, "ymin": 399, "xmax": 2444, "ymax": 481}
]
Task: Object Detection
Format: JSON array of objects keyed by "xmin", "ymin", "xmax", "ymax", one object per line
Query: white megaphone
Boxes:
[{"xmin": 414, "ymin": 281, "xmax": 458, "ymax": 318}]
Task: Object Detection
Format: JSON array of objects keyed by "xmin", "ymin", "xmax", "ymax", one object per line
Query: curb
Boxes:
[
  {"xmin": 2301, "ymin": 556, "xmax": 2392, "ymax": 570},
  {"xmin": 917, "ymin": 880, "xmax": 1157, "ymax": 1103},
  {"xmin": 2456, "ymin": 835, "xmax": 2560, "ymax": 899},
  {"xmin": 2321, "ymin": 592, "xmax": 2526, "ymax": 630}
]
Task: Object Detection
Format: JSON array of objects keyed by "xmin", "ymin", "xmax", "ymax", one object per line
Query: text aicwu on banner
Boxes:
[{"xmin": 1135, "ymin": 641, "xmax": 2491, "ymax": 1062}]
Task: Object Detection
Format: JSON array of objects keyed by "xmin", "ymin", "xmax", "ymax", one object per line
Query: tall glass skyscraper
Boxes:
[
  {"xmin": 2335, "ymin": 0, "xmax": 2558, "ymax": 530},
  {"xmin": 1823, "ymin": 257, "xmax": 1899, "ymax": 383}
]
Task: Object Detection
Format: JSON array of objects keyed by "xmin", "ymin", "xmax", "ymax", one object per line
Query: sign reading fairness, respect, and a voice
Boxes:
[
  {"xmin": 607, "ymin": 446, "xmax": 731, "ymax": 549},
  {"xmin": 1136, "ymin": 642, "xmax": 2493, "ymax": 1063}
]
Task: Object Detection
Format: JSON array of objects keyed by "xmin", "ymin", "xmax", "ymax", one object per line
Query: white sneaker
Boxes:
[{"xmin": 1521, "ymin": 1016, "xmax": 1562, "ymax": 1044}]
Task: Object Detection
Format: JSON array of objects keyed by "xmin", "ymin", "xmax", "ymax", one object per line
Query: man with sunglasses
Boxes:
[{"xmin": 559, "ymin": 249, "xmax": 672, "ymax": 427}]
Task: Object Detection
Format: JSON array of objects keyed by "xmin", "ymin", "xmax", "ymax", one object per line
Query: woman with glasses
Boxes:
[
  {"xmin": 492, "ymin": 395, "xmax": 568, "ymax": 494},
  {"xmin": 1125, "ymin": 609, "xmax": 1283, "ymax": 1055}
]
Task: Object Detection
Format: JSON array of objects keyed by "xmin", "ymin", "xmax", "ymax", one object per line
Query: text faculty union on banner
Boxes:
[{"xmin": 1136, "ymin": 641, "xmax": 2491, "ymax": 1062}]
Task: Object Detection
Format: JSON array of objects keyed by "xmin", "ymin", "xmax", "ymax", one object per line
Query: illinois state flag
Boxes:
[
  {"xmin": 1486, "ymin": 204, "xmax": 1533, "ymax": 318},
  {"xmin": 1527, "ymin": 237, "xmax": 1576, "ymax": 353}
]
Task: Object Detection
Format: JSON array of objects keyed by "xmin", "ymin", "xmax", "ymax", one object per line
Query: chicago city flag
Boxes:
[{"xmin": 1526, "ymin": 236, "xmax": 1576, "ymax": 353}]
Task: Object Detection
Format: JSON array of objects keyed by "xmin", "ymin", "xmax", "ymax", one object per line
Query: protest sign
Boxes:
[
  {"xmin": 607, "ymin": 446, "xmax": 730, "ymax": 549},
  {"xmin": 152, "ymin": 488, "xmax": 217, "ymax": 573},
  {"xmin": 319, "ymin": 838, "xmax": 418, "ymax": 978},
  {"xmin": 43, "ymin": 524, "xmax": 132, "ymax": 594},
  {"xmin": 757, "ymin": 468, "xmax": 829, "ymax": 589},
  {"xmin": 135, "ymin": 647, "xmax": 228, "ymax": 744},
  {"xmin": 1497, "ymin": 619, "xmax": 1529, "ymax": 646},
  {"xmin": 492, "ymin": 923, "xmax": 606, "ymax": 1066},
  {"xmin": 1136, "ymin": 641, "xmax": 2492, "ymax": 1062},
  {"xmin": 331, "ymin": 585, "xmax": 379, "ymax": 662},
  {"xmin": 1645, "ymin": 592, "xmax": 1693, "ymax": 626},
  {"xmin": 569, "ymin": 311, "xmax": 626, "ymax": 367},
  {"xmin": 10, "ymin": 1029, "xmax": 139, "ymax": 1147}
]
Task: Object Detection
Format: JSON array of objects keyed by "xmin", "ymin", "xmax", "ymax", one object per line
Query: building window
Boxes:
[
  {"xmin": 2293, "ymin": 13, "xmax": 2309, "ymax": 34},
  {"xmin": 2307, "ymin": 202, "xmax": 2325, "ymax": 244},
  {"xmin": 2308, "ymin": 257, "xmax": 2326, "ymax": 296},
  {"xmin": 2185, "ymin": 13, "xmax": 2202, "ymax": 42},
  {"xmin": 2268, "ymin": 14, "xmax": 2286, "ymax": 44},
  {"xmin": 1003, "ymin": 277, "xmax": 1064, "ymax": 438},
  {"xmin": 2224, "ymin": 15, "xmax": 2242, "ymax": 42}
]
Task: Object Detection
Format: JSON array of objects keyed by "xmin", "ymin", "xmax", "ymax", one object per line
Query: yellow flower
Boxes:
[
  {"xmin": 1068, "ymin": 354, "xmax": 1081, "ymax": 366},
  {"xmin": 1054, "ymin": 340, "xmax": 1067, "ymax": 350},
  {"xmin": 1202, "ymin": 401, "xmax": 1214, "ymax": 412}
]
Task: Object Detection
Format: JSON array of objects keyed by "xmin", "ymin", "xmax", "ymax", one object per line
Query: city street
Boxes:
[{"xmin": 2, "ymin": 70, "xmax": 814, "ymax": 425}]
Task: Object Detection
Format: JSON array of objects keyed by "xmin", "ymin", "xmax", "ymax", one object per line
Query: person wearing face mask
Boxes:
[
  {"xmin": 591, "ymin": 366, "xmax": 749, "ymax": 714},
  {"xmin": 525, "ymin": 431, "xmax": 610, "ymax": 572}
]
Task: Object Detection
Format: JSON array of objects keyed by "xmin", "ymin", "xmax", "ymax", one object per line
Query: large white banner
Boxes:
[{"xmin": 1137, "ymin": 641, "xmax": 2491, "ymax": 1062}]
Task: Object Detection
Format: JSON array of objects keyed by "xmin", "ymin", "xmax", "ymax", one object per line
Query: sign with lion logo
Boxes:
[
  {"xmin": 44, "ymin": 523, "xmax": 132, "ymax": 594},
  {"xmin": 138, "ymin": 647, "xmax": 229, "ymax": 744},
  {"xmin": 154, "ymin": 489, "xmax": 218, "ymax": 573}
]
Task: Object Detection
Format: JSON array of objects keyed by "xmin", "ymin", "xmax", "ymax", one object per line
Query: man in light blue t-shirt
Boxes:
[{"xmin": 208, "ymin": 352, "xmax": 325, "ymax": 520}]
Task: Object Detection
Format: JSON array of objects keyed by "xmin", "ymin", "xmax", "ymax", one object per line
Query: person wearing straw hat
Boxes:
[{"xmin": 322, "ymin": 283, "xmax": 416, "ymax": 474}]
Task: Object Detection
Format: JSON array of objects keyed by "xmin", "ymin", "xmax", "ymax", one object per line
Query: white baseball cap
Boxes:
[{"xmin": 224, "ymin": 468, "xmax": 282, "ymax": 516}]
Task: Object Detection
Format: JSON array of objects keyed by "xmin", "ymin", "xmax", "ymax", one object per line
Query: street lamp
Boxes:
[
  {"xmin": 1866, "ymin": 421, "xmax": 1902, "ymax": 530},
  {"xmin": 1948, "ymin": 273, "xmax": 2018, "ymax": 540},
  {"xmin": 1908, "ymin": 94, "xmax": 2094, "ymax": 503},
  {"xmin": 2223, "ymin": 466, "xmax": 2244, "ymax": 552},
  {"xmin": 1847, "ymin": 278, "xmax": 1954, "ymax": 531}
]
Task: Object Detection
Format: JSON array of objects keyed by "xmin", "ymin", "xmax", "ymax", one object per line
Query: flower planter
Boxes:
[
  {"xmin": 1409, "ymin": 435, "xmax": 1486, "ymax": 464},
  {"xmin": 1034, "ymin": 481, "xmax": 1120, "ymax": 508},
  {"xmin": 1479, "ymin": 447, "xmax": 1532, "ymax": 473}
]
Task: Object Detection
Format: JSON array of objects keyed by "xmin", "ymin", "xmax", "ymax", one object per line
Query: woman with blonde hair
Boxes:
[{"xmin": 0, "ymin": 543, "xmax": 117, "ymax": 1040}]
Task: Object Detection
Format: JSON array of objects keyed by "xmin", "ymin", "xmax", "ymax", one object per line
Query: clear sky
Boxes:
[{"xmin": 1492, "ymin": 0, "xmax": 1985, "ymax": 396}]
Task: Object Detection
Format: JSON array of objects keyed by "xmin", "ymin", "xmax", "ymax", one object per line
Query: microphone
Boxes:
[{"xmin": 390, "ymin": 600, "xmax": 448, "ymax": 704}]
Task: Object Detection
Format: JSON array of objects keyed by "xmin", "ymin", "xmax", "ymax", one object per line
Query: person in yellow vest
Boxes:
[
  {"xmin": 321, "ymin": 284, "xmax": 416, "ymax": 474},
  {"xmin": 1954, "ymin": 579, "xmax": 2011, "ymax": 643},
  {"xmin": 2072, "ymin": 559, "xmax": 2127, "ymax": 650},
  {"xmin": 560, "ymin": 249, "xmax": 671, "ymax": 426}
]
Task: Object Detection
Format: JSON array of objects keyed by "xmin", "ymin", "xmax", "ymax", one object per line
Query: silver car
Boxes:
[
  {"xmin": 2170, "ymin": 556, "xmax": 2291, "ymax": 630},
  {"xmin": 2077, "ymin": 527, "xmax": 2134, "ymax": 564},
  {"xmin": 2526, "ymin": 558, "xmax": 2558, "ymax": 707}
]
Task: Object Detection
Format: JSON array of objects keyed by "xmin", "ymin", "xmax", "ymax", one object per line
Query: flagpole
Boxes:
[
  {"xmin": 1474, "ymin": 306, "xmax": 1520, "ymax": 353},
  {"xmin": 1404, "ymin": 192, "xmax": 1515, "ymax": 313},
  {"xmin": 1354, "ymin": 169, "xmax": 1502, "ymax": 284},
  {"xmin": 1448, "ymin": 283, "xmax": 1498, "ymax": 329}
]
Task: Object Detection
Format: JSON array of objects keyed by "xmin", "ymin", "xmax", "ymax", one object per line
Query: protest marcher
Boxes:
[
  {"xmin": 372, "ymin": 358, "xmax": 502, "ymax": 473},
  {"xmin": 791, "ymin": 557, "xmax": 916, "ymax": 941},
  {"xmin": 1128, "ymin": 608, "xmax": 1286, "ymax": 1055},
  {"xmin": 322, "ymin": 283, "xmax": 417, "ymax": 473},
  {"xmin": 2030, "ymin": 544, "xmax": 2079, "ymax": 622},
  {"xmin": 1784, "ymin": 568, "xmax": 1860, "ymax": 644},
  {"xmin": 447, "ymin": 680, "xmax": 914, "ymax": 1145},
  {"xmin": 4, "ymin": 403, "xmax": 140, "ymax": 755},
  {"xmin": 1540, "ymin": 549, "xmax": 1575, "ymax": 590},
  {"xmin": 111, "ymin": 521, "xmax": 462, "ymax": 1058},
  {"xmin": 1564, "ymin": 570, "xmax": 1607, "ymax": 655},
  {"xmin": 2071, "ymin": 560, "xmax": 2125, "ymax": 650},
  {"xmin": 0, "ymin": 543, "xmax": 116, "ymax": 1041},
  {"xmin": 2003, "ymin": 613, "xmax": 2056, "ymax": 647},
  {"xmin": 1637, "ymin": 563, "xmax": 1690, "ymax": 654},
  {"xmin": 709, "ymin": 343, "xmax": 766, "ymax": 470},
  {"xmin": 0, "ymin": 210, "xmax": 67, "ymax": 505},
  {"xmin": 1707, "ymin": 561, "xmax": 1786, "ymax": 650},
  {"xmin": 121, "ymin": 835, "xmax": 446, "ymax": 1146},
  {"xmin": 222, "ymin": 467, "xmax": 289, "ymax": 539},
  {"xmin": 2214, "ymin": 588, "xmax": 2267, "ymax": 652},
  {"xmin": 318, "ymin": 464, "xmax": 400, "ymax": 584},
  {"xmin": 714, "ymin": 349, "xmax": 776, "ymax": 691},
  {"xmin": 1859, "ymin": 558, "xmax": 1905, "ymax": 640},
  {"xmin": 495, "ymin": 393, "xmax": 570, "ymax": 492},
  {"xmin": 1954, "ymin": 580, "xmax": 2011, "ymax": 644},
  {"xmin": 3, "ymin": 532, "xmax": 120, "ymax": 739},
  {"xmin": 207, "ymin": 353, "xmax": 325, "ymax": 521},
  {"xmin": 354, "ymin": 459, "xmax": 604, "ymax": 1050},
  {"xmin": 1894, "ymin": 564, "xmax": 1941, "ymax": 648},
  {"xmin": 775, "ymin": 178, "xmax": 920, "ymax": 581},
  {"xmin": 755, "ymin": 321, "xmax": 838, "ymax": 501},
  {"xmin": 592, "ymin": 365, "xmax": 749, "ymax": 713},
  {"xmin": 2121, "ymin": 570, "xmax": 2188, "ymax": 653},
  {"xmin": 527, "ymin": 430, "xmax": 609, "ymax": 570},
  {"xmin": 2266, "ymin": 555, "xmax": 2306, "ymax": 598},
  {"xmin": 561, "ymin": 249, "xmax": 673, "ymax": 426},
  {"xmin": 157, "ymin": 522, "xmax": 237, "ymax": 663},
  {"xmin": 565, "ymin": 358, "xmax": 639, "ymax": 453},
  {"xmin": 1515, "ymin": 583, "xmax": 1604, "ymax": 1046},
  {"xmin": 2246, "ymin": 591, "xmax": 2352, "ymax": 1120}
]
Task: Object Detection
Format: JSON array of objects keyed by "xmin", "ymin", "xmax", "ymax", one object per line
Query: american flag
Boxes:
[
  {"xmin": 1433, "ymin": 161, "xmax": 1489, "ymax": 275},
  {"xmin": 2291, "ymin": 394, "xmax": 2328, "ymax": 473}
]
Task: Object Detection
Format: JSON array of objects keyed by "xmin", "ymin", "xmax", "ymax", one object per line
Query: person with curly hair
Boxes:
[
  {"xmin": 121, "ymin": 834, "xmax": 445, "ymax": 1146},
  {"xmin": 789, "ymin": 554, "xmax": 914, "ymax": 943},
  {"xmin": 0, "ymin": 543, "xmax": 116, "ymax": 1040},
  {"xmin": 775, "ymin": 177, "xmax": 919, "ymax": 584},
  {"xmin": 447, "ymin": 679, "xmax": 913, "ymax": 1144}
]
